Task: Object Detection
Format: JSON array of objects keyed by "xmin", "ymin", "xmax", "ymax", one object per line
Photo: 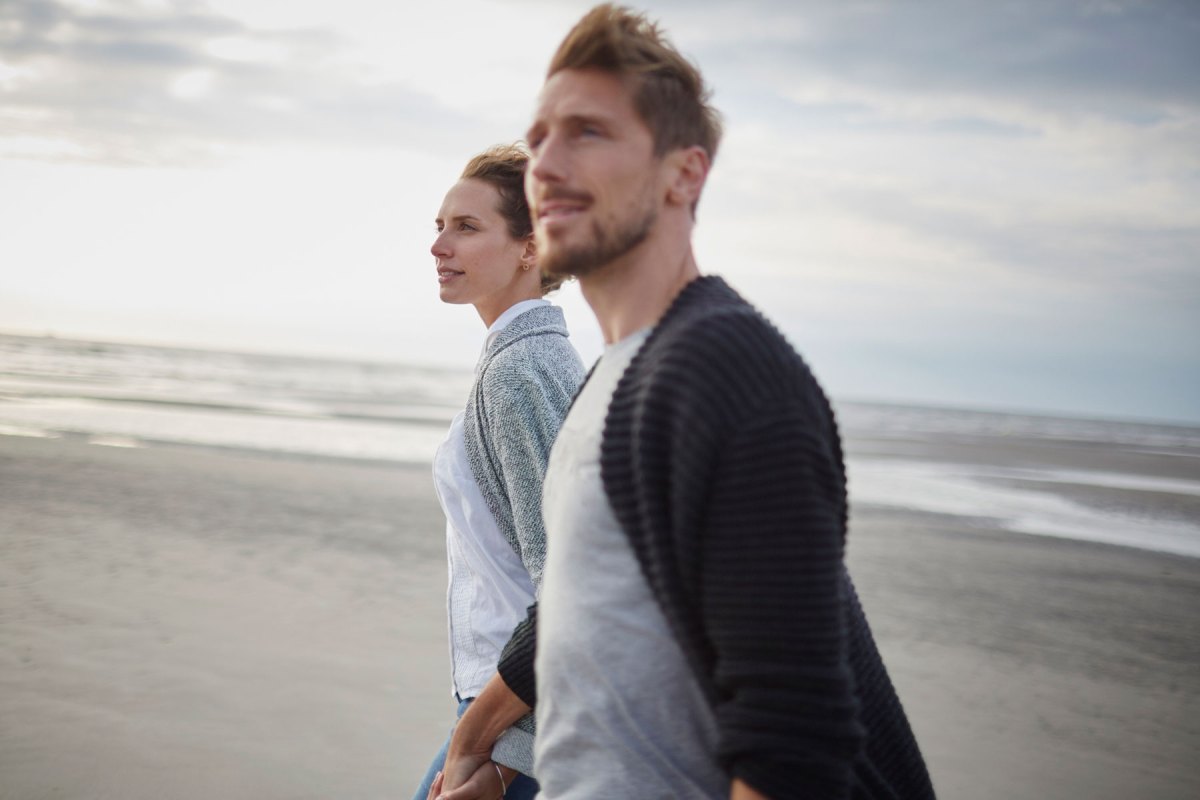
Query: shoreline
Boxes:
[
  {"xmin": 2, "ymin": 435, "xmax": 1198, "ymax": 798},
  {"xmin": 5, "ymin": 426, "xmax": 1197, "ymax": 561}
]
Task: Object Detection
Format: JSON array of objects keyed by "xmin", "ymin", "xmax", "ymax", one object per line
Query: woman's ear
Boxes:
[{"xmin": 521, "ymin": 235, "xmax": 538, "ymax": 269}]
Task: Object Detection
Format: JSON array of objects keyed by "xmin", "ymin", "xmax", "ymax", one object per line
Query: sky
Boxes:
[{"xmin": 1, "ymin": 0, "xmax": 1198, "ymax": 424}]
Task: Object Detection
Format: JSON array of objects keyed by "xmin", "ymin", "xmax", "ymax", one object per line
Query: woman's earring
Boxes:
[{"xmin": 521, "ymin": 263, "xmax": 531, "ymax": 271}]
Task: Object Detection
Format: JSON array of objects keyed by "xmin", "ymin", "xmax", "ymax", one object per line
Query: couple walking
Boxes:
[{"xmin": 414, "ymin": 5, "xmax": 935, "ymax": 799}]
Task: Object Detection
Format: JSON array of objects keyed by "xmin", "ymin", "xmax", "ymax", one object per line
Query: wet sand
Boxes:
[{"xmin": 1, "ymin": 435, "xmax": 1198, "ymax": 798}]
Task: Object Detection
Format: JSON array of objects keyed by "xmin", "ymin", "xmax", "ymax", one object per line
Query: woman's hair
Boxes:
[
  {"xmin": 460, "ymin": 143, "xmax": 566, "ymax": 295},
  {"xmin": 547, "ymin": 4, "xmax": 722, "ymax": 163}
]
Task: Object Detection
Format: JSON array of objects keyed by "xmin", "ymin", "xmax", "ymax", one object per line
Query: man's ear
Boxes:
[{"xmin": 664, "ymin": 145, "xmax": 711, "ymax": 210}]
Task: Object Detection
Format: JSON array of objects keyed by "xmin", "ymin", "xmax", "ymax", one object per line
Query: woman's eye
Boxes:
[{"xmin": 459, "ymin": 222, "xmax": 476, "ymax": 232}]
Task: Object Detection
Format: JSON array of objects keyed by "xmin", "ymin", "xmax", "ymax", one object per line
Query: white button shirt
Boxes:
[{"xmin": 432, "ymin": 299, "xmax": 547, "ymax": 698}]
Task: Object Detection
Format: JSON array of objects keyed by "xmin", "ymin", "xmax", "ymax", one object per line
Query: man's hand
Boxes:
[
  {"xmin": 439, "ymin": 673, "xmax": 531, "ymax": 795},
  {"xmin": 437, "ymin": 748, "xmax": 491, "ymax": 797},
  {"xmin": 428, "ymin": 762, "xmax": 519, "ymax": 800}
]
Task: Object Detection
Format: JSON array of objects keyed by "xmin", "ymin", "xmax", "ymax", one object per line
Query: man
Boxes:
[{"xmin": 433, "ymin": 5, "xmax": 935, "ymax": 799}]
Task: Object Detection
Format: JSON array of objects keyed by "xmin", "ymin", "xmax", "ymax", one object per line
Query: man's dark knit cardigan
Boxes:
[{"xmin": 498, "ymin": 276, "xmax": 935, "ymax": 799}]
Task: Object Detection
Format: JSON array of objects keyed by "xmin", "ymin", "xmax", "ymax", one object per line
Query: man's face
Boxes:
[{"xmin": 525, "ymin": 69, "xmax": 662, "ymax": 279}]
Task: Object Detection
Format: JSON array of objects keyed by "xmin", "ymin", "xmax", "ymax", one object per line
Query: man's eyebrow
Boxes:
[
  {"xmin": 527, "ymin": 111, "xmax": 611, "ymax": 135},
  {"xmin": 560, "ymin": 112, "xmax": 610, "ymax": 129}
]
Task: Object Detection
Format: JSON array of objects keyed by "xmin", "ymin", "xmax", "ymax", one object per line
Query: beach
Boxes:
[
  {"xmin": 2, "ymin": 433, "xmax": 1197, "ymax": 799},
  {"xmin": 1, "ymin": 436, "xmax": 448, "ymax": 799}
]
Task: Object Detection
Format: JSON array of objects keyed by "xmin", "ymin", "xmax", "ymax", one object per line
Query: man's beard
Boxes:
[{"xmin": 539, "ymin": 195, "xmax": 657, "ymax": 279}]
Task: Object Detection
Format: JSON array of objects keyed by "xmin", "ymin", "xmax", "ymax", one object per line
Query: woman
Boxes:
[{"xmin": 412, "ymin": 144, "xmax": 585, "ymax": 800}]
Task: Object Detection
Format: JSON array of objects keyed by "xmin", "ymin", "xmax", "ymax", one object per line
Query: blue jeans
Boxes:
[{"xmin": 411, "ymin": 697, "xmax": 540, "ymax": 800}]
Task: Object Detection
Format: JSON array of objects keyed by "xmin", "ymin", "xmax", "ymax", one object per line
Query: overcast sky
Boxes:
[{"xmin": 2, "ymin": 0, "xmax": 1197, "ymax": 423}]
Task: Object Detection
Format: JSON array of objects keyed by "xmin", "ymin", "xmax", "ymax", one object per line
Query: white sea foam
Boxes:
[
  {"xmin": 0, "ymin": 422, "xmax": 59, "ymax": 439},
  {"xmin": 838, "ymin": 401, "xmax": 1200, "ymax": 450},
  {"xmin": 847, "ymin": 458, "xmax": 1200, "ymax": 558},
  {"xmin": 3, "ymin": 332, "xmax": 1198, "ymax": 558},
  {"xmin": 0, "ymin": 397, "xmax": 446, "ymax": 463},
  {"xmin": 88, "ymin": 435, "xmax": 142, "ymax": 449}
]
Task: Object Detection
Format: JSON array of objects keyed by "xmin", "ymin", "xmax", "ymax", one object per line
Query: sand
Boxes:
[
  {"xmin": 2, "ymin": 435, "xmax": 1198, "ymax": 799},
  {"xmin": 849, "ymin": 508, "xmax": 1199, "ymax": 798},
  {"xmin": 1, "ymin": 436, "xmax": 449, "ymax": 799}
]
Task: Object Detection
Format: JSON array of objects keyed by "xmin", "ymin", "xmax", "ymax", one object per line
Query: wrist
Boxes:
[
  {"xmin": 446, "ymin": 720, "xmax": 493, "ymax": 759},
  {"xmin": 493, "ymin": 761, "xmax": 508, "ymax": 798},
  {"xmin": 451, "ymin": 674, "xmax": 532, "ymax": 755},
  {"xmin": 446, "ymin": 704, "xmax": 504, "ymax": 758},
  {"xmin": 496, "ymin": 763, "xmax": 518, "ymax": 786}
]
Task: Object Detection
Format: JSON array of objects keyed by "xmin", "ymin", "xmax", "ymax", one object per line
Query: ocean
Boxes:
[{"xmin": 2, "ymin": 331, "xmax": 1197, "ymax": 558}]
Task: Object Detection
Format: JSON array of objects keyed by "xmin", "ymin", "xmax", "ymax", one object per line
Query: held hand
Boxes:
[
  {"xmin": 433, "ymin": 760, "xmax": 513, "ymax": 800},
  {"xmin": 439, "ymin": 673, "xmax": 531, "ymax": 793},
  {"xmin": 439, "ymin": 744, "xmax": 490, "ymax": 795}
]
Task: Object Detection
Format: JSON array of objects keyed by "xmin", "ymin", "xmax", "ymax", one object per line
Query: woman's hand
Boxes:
[{"xmin": 427, "ymin": 761, "xmax": 516, "ymax": 800}]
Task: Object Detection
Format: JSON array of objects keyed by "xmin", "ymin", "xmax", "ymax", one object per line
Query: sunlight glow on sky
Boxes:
[{"xmin": 1, "ymin": 0, "xmax": 1198, "ymax": 423}]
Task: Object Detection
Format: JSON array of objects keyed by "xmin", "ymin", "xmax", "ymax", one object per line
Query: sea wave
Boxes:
[{"xmin": 3, "ymin": 332, "xmax": 1197, "ymax": 558}]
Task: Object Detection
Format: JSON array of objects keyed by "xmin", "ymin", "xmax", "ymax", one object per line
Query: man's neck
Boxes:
[{"xmin": 579, "ymin": 225, "xmax": 701, "ymax": 344}]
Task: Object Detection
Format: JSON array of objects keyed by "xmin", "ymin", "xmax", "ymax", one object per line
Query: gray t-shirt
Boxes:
[{"xmin": 534, "ymin": 328, "xmax": 727, "ymax": 799}]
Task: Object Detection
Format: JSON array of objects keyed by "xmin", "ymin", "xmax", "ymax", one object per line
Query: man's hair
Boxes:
[
  {"xmin": 461, "ymin": 143, "xmax": 565, "ymax": 295},
  {"xmin": 548, "ymin": 4, "xmax": 722, "ymax": 162}
]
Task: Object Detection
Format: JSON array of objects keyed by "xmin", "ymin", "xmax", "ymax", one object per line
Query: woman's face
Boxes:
[{"xmin": 432, "ymin": 178, "xmax": 533, "ymax": 321}]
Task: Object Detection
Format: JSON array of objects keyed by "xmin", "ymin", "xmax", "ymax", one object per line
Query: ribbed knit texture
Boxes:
[
  {"xmin": 599, "ymin": 276, "xmax": 934, "ymax": 799},
  {"xmin": 498, "ymin": 278, "xmax": 933, "ymax": 796},
  {"xmin": 463, "ymin": 304, "xmax": 584, "ymax": 776}
]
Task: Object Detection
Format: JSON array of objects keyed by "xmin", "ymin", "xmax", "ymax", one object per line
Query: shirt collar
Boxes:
[{"xmin": 483, "ymin": 299, "xmax": 550, "ymax": 353}]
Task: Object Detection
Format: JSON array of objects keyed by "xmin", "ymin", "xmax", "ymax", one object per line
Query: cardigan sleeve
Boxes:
[
  {"xmin": 497, "ymin": 603, "xmax": 538, "ymax": 707},
  {"xmin": 701, "ymin": 406, "xmax": 864, "ymax": 798},
  {"xmin": 485, "ymin": 367, "xmax": 566, "ymax": 588},
  {"xmin": 474, "ymin": 349, "xmax": 577, "ymax": 771},
  {"xmin": 484, "ymin": 349, "xmax": 580, "ymax": 708}
]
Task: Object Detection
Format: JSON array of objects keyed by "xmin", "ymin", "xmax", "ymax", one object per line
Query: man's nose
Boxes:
[{"xmin": 529, "ymin": 133, "xmax": 567, "ymax": 185}]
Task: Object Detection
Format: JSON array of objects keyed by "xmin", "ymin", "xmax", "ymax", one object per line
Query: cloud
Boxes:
[
  {"xmin": 673, "ymin": 1, "xmax": 1200, "ymax": 303},
  {"xmin": 682, "ymin": 0, "xmax": 1200, "ymax": 188},
  {"xmin": 0, "ymin": 0, "xmax": 482, "ymax": 165},
  {"xmin": 687, "ymin": 0, "xmax": 1200, "ymax": 110},
  {"xmin": 1, "ymin": 0, "xmax": 1196, "ymax": 422}
]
